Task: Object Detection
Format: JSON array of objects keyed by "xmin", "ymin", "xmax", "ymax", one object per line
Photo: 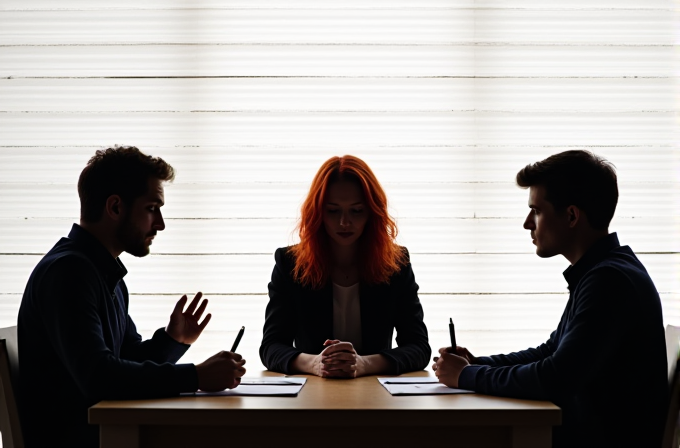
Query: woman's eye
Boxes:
[
  {"xmin": 351, "ymin": 209, "xmax": 364, "ymax": 214},
  {"xmin": 326, "ymin": 209, "xmax": 339, "ymax": 214}
]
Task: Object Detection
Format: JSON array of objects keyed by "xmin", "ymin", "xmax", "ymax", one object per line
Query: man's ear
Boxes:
[
  {"xmin": 566, "ymin": 205, "xmax": 581, "ymax": 229},
  {"xmin": 104, "ymin": 195, "xmax": 124, "ymax": 221}
]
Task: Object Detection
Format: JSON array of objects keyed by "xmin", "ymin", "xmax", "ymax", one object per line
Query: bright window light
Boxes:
[{"xmin": 0, "ymin": 1, "xmax": 678, "ymax": 373}]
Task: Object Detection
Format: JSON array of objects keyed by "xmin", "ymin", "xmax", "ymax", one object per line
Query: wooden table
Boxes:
[{"xmin": 89, "ymin": 372, "xmax": 560, "ymax": 448}]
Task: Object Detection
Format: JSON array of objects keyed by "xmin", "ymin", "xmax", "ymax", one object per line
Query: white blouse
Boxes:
[{"xmin": 332, "ymin": 282, "xmax": 362, "ymax": 352}]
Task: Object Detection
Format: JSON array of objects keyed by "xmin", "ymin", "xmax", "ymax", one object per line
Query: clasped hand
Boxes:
[
  {"xmin": 317, "ymin": 339, "xmax": 363, "ymax": 379},
  {"xmin": 166, "ymin": 292, "xmax": 211, "ymax": 345}
]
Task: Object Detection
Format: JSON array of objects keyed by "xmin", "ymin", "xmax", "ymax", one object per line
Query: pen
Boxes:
[
  {"xmin": 449, "ymin": 317, "xmax": 457, "ymax": 349},
  {"xmin": 231, "ymin": 326, "xmax": 245, "ymax": 352}
]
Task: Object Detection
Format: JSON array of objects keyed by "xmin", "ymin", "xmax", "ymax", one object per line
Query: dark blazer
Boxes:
[{"xmin": 260, "ymin": 246, "xmax": 431, "ymax": 375}]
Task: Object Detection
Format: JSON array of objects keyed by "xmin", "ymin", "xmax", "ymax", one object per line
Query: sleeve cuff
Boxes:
[
  {"xmin": 458, "ymin": 364, "xmax": 487, "ymax": 391},
  {"xmin": 155, "ymin": 327, "xmax": 191, "ymax": 348},
  {"xmin": 152, "ymin": 327, "xmax": 191, "ymax": 364},
  {"xmin": 174, "ymin": 363, "xmax": 199, "ymax": 393},
  {"xmin": 280, "ymin": 350, "xmax": 303, "ymax": 375},
  {"xmin": 378, "ymin": 350, "xmax": 401, "ymax": 375}
]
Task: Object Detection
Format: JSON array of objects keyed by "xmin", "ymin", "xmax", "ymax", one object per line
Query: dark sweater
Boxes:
[
  {"xmin": 18, "ymin": 224, "xmax": 198, "ymax": 448},
  {"xmin": 459, "ymin": 233, "xmax": 668, "ymax": 448},
  {"xmin": 260, "ymin": 246, "xmax": 431, "ymax": 375}
]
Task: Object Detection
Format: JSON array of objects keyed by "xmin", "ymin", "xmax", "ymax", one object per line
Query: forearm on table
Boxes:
[
  {"xmin": 289, "ymin": 353, "xmax": 318, "ymax": 375},
  {"xmin": 358, "ymin": 354, "xmax": 391, "ymax": 376}
]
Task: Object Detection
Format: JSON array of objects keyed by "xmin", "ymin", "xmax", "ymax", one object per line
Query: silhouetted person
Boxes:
[
  {"xmin": 433, "ymin": 150, "xmax": 668, "ymax": 448},
  {"xmin": 260, "ymin": 155, "xmax": 430, "ymax": 378},
  {"xmin": 18, "ymin": 147, "xmax": 246, "ymax": 448}
]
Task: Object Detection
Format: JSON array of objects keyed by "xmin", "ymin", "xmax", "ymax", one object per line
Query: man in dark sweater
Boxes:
[
  {"xmin": 18, "ymin": 147, "xmax": 246, "ymax": 448},
  {"xmin": 433, "ymin": 150, "xmax": 668, "ymax": 448}
]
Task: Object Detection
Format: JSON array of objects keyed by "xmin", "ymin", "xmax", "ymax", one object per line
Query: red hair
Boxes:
[{"xmin": 291, "ymin": 155, "xmax": 407, "ymax": 289}]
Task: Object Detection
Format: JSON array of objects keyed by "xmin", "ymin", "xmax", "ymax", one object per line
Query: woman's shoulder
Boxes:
[
  {"xmin": 274, "ymin": 245, "xmax": 295, "ymax": 257},
  {"xmin": 398, "ymin": 245, "xmax": 410, "ymax": 259},
  {"xmin": 393, "ymin": 244, "xmax": 411, "ymax": 266},
  {"xmin": 382, "ymin": 245, "xmax": 413, "ymax": 283},
  {"xmin": 273, "ymin": 245, "xmax": 298, "ymax": 267}
]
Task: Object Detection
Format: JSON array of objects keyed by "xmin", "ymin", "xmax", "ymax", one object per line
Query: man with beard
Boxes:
[{"xmin": 18, "ymin": 146, "xmax": 246, "ymax": 448}]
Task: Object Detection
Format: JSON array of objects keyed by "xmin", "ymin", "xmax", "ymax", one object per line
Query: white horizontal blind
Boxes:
[{"xmin": 0, "ymin": 1, "xmax": 678, "ymax": 381}]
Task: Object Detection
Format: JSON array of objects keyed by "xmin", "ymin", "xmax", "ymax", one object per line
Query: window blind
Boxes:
[{"xmin": 0, "ymin": 1, "xmax": 678, "ymax": 378}]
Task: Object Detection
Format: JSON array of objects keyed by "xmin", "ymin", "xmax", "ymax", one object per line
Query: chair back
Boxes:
[
  {"xmin": 666, "ymin": 325, "xmax": 680, "ymax": 382},
  {"xmin": 0, "ymin": 326, "xmax": 24, "ymax": 448},
  {"xmin": 663, "ymin": 351, "xmax": 680, "ymax": 448}
]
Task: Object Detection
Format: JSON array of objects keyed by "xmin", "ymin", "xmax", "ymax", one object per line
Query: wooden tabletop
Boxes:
[{"xmin": 90, "ymin": 371, "xmax": 560, "ymax": 428}]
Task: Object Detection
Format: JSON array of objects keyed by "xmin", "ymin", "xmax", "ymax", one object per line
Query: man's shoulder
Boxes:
[
  {"xmin": 20, "ymin": 239, "xmax": 103, "ymax": 321},
  {"xmin": 41, "ymin": 239, "xmax": 95, "ymax": 269},
  {"xmin": 578, "ymin": 245, "xmax": 658, "ymax": 298},
  {"xmin": 30, "ymin": 240, "xmax": 100, "ymax": 287},
  {"xmin": 591, "ymin": 245, "xmax": 649, "ymax": 279}
]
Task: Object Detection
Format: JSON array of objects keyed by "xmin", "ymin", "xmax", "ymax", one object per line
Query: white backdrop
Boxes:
[{"xmin": 0, "ymin": 1, "xmax": 678, "ymax": 378}]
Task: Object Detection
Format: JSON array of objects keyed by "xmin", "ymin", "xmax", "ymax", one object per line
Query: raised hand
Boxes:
[{"xmin": 166, "ymin": 292, "xmax": 211, "ymax": 344}]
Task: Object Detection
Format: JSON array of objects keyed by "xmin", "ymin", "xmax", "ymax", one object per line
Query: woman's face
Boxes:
[{"xmin": 322, "ymin": 179, "xmax": 369, "ymax": 248}]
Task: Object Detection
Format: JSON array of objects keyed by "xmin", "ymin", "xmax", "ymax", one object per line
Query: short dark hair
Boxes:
[
  {"xmin": 78, "ymin": 146, "xmax": 175, "ymax": 223},
  {"xmin": 516, "ymin": 150, "xmax": 618, "ymax": 230}
]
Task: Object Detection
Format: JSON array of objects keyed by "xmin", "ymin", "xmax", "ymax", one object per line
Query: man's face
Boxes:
[
  {"xmin": 523, "ymin": 185, "xmax": 570, "ymax": 258},
  {"xmin": 117, "ymin": 177, "xmax": 166, "ymax": 257}
]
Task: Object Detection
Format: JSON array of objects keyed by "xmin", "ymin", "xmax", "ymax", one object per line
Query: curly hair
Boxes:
[
  {"xmin": 78, "ymin": 146, "xmax": 175, "ymax": 223},
  {"xmin": 291, "ymin": 155, "xmax": 407, "ymax": 289}
]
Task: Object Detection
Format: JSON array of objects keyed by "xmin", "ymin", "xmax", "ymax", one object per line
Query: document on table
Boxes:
[
  {"xmin": 182, "ymin": 377, "xmax": 307, "ymax": 397},
  {"xmin": 378, "ymin": 377, "xmax": 474, "ymax": 396}
]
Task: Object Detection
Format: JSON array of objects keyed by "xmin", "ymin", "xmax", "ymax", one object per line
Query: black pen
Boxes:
[
  {"xmin": 231, "ymin": 326, "xmax": 245, "ymax": 352},
  {"xmin": 449, "ymin": 318, "xmax": 457, "ymax": 349}
]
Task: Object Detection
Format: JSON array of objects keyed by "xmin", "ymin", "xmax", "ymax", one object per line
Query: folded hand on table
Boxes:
[{"xmin": 320, "ymin": 339, "xmax": 359, "ymax": 378}]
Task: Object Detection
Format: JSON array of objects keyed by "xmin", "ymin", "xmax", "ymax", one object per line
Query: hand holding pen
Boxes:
[
  {"xmin": 433, "ymin": 317, "xmax": 472, "ymax": 388},
  {"xmin": 194, "ymin": 326, "xmax": 247, "ymax": 392}
]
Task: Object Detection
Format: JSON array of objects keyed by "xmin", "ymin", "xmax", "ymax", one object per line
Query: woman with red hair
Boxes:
[{"xmin": 259, "ymin": 155, "xmax": 430, "ymax": 377}]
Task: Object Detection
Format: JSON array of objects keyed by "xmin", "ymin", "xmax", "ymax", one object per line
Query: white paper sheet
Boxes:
[
  {"xmin": 182, "ymin": 377, "xmax": 307, "ymax": 397},
  {"xmin": 378, "ymin": 377, "xmax": 474, "ymax": 396}
]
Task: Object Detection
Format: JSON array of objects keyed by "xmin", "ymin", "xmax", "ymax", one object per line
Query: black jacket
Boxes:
[{"xmin": 260, "ymin": 246, "xmax": 431, "ymax": 375}]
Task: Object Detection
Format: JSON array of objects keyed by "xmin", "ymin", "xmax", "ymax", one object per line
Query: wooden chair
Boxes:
[
  {"xmin": 666, "ymin": 325, "xmax": 680, "ymax": 382},
  {"xmin": 663, "ymin": 325, "xmax": 680, "ymax": 448},
  {"xmin": 0, "ymin": 326, "xmax": 24, "ymax": 448},
  {"xmin": 663, "ymin": 352, "xmax": 680, "ymax": 448}
]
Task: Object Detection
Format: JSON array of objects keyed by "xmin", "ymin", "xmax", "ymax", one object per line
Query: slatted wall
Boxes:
[{"xmin": 0, "ymin": 1, "xmax": 678, "ymax": 375}]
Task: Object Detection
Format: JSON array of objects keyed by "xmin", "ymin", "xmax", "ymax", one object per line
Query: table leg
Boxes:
[
  {"xmin": 511, "ymin": 425, "xmax": 552, "ymax": 448},
  {"xmin": 100, "ymin": 424, "xmax": 140, "ymax": 448}
]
